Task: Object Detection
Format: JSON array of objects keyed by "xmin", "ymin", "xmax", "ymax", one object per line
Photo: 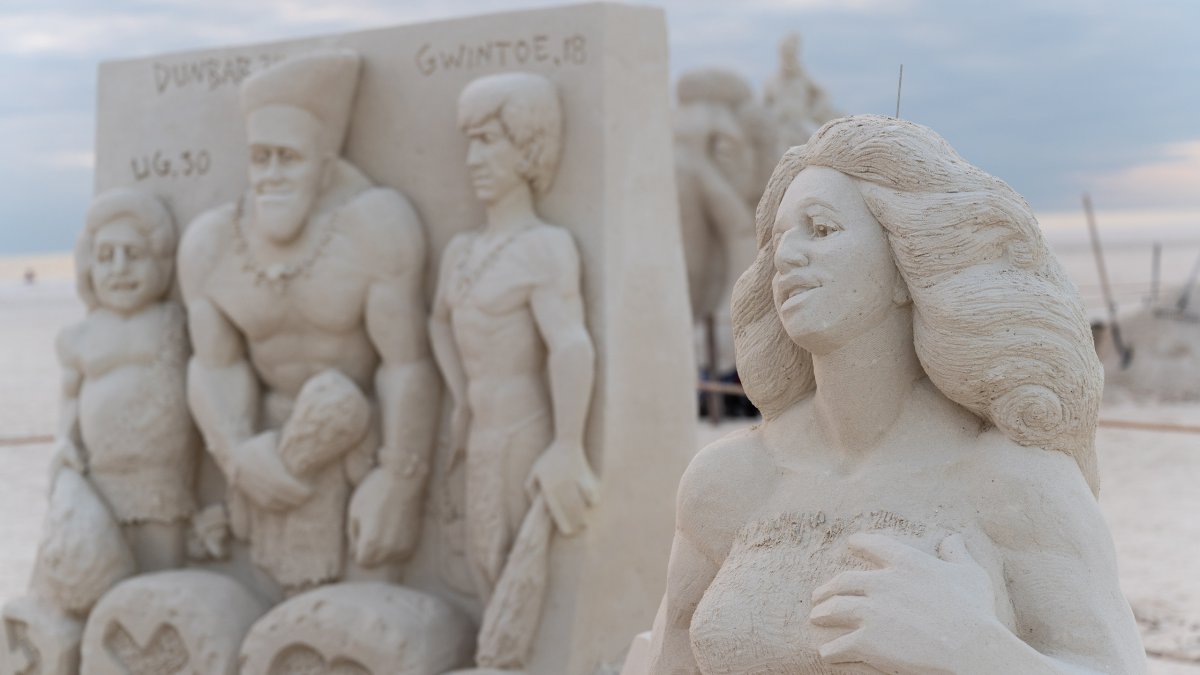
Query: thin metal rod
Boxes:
[
  {"xmin": 1083, "ymin": 193, "xmax": 1132, "ymax": 368},
  {"xmin": 895, "ymin": 64, "xmax": 904, "ymax": 119}
]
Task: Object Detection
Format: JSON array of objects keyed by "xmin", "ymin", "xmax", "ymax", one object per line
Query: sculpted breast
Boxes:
[{"xmin": 690, "ymin": 510, "xmax": 940, "ymax": 675}]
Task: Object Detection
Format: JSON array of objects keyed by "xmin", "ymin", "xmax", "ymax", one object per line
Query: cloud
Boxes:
[
  {"xmin": 40, "ymin": 151, "xmax": 94, "ymax": 170},
  {"xmin": 1086, "ymin": 140, "xmax": 1200, "ymax": 210}
]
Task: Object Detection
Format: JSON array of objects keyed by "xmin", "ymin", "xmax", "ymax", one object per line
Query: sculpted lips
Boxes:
[{"xmin": 775, "ymin": 273, "xmax": 824, "ymax": 310}]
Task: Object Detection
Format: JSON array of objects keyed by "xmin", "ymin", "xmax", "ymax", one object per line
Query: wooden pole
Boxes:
[
  {"xmin": 894, "ymin": 64, "xmax": 904, "ymax": 119},
  {"xmin": 1083, "ymin": 193, "xmax": 1132, "ymax": 368},
  {"xmin": 705, "ymin": 313, "xmax": 722, "ymax": 425},
  {"xmin": 1176, "ymin": 250, "xmax": 1200, "ymax": 313},
  {"xmin": 1150, "ymin": 242, "xmax": 1161, "ymax": 307}
]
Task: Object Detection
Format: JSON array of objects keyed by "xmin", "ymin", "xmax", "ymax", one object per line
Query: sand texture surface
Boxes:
[{"xmin": 2, "ymin": 255, "xmax": 1198, "ymax": 672}]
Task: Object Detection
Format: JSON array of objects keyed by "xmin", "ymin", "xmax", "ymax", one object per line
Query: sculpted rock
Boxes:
[
  {"xmin": 430, "ymin": 71, "xmax": 597, "ymax": 671},
  {"xmin": 29, "ymin": 469, "xmax": 135, "ymax": 617},
  {"xmin": 644, "ymin": 115, "xmax": 1146, "ymax": 673},
  {"xmin": 79, "ymin": 570, "xmax": 267, "ymax": 675},
  {"xmin": 239, "ymin": 583, "xmax": 473, "ymax": 675}
]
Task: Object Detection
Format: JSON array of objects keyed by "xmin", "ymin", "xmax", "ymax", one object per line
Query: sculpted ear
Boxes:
[
  {"xmin": 319, "ymin": 153, "xmax": 337, "ymax": 191},
  {"xmin": 518, "ymin": 140, "xmax": 541, "ymax": 185}
]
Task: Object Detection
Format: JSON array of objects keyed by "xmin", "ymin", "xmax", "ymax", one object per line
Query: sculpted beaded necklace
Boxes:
[
  {"xmin": 232, "ymin": 193, "xmax": 336, "ymax": 290},
  {"xmin": 452, "ymin": 227, "xmax": 528, "ymax": 299}
]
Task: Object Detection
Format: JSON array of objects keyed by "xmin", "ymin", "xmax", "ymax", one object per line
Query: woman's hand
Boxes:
[{"xmin": 810, "ymin": 532, "xmax": 1003, "ymax": 674}]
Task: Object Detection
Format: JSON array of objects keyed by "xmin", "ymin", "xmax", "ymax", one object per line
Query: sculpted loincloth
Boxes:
[{"xmin": 464, "ymin": 407, "xmax": 552, "ymax": 604}]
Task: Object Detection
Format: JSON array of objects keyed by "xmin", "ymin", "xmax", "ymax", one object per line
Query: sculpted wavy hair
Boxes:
[
  {"xmin": 458, "ymin": 72, "xmax": 563, "ymax": 195},
  {"xmin": 732, "ymin": 115, "xmax": 1102, "ymax": 494}
]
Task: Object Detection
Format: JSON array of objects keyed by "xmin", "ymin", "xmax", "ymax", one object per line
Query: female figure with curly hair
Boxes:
[{"xmin": 645, "ymin": 115, "xmax": 1144, "ymax": 674}]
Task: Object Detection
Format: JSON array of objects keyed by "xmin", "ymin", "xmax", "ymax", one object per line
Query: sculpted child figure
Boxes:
[
  {"xmin": 1, "ymin": 188, "xmax": 195, "ymax": 675},
  {"xmin": 646, "ymin": 116, "xmax": 1146, "ymax": 674},
  {"xmin": 58, "ymin": 188, "xmax": 197, "ymax": 570},
  {"xmin": 179, "ymin": 49, "xmax": 439, "ymax": 597},
  {"xmin": 431, "ymin": 72, "xmax": 598, "ymax": 670}
]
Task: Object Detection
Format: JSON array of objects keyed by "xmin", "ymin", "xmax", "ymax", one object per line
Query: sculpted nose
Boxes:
[
  {"xmin": 265, "ymin": 152, "xmax": 282, "ymax": 179},
  {"xmin": 774, "ymin": 228, "xmax": 810, "ymax": 268},
  {"xmin": 466, "ymin": 140, "xmax": 484, "ymax": 168},
  {"xmin": 112, "ymin": 247, "xmax": 129, "ymax": 273}
]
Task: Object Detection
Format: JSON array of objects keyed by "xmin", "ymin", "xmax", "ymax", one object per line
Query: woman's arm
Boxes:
[{"xmin": 644, "ymin": 432, "xmax": 754, "ymax": 674}]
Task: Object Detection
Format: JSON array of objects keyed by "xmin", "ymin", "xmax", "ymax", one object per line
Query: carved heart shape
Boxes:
[
  {"xmin": 268, "ymin": 644, "xmax": 372, "ymax": 675},
  {"xmin": 104, "ymin": 621, "xmax": 188, "ymax": 675}
]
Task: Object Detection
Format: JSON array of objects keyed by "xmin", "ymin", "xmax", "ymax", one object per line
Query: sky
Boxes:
[{"xmin": 1, "ymin": 0, "xmax": 1198, "ymax": 254}]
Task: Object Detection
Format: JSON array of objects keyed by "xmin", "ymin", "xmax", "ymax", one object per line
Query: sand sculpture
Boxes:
[
  {"xmin": 763, "ymin": 33, "xmax": 841, "ymax": 150},
  {"xmin": 639, "ymin": 115, "xmax": 1147, "ymax": 674},
  {"xmin": 677, "ymin": 34, "xmax": 838, "ymax": 387},
  {"xmin": 431, "ymin": 72, "xmax": 598, "ymax": 670},
  {"xmin": 1, "ymin": 188, "xmax": 198, "ymax": 674},
  {"xmin": 674, "ymin": 69, "xmax": 779, "ymax": 377},
  {"xmin": 179, "ymin": 48, "xmax": 440, "ymax": 597},
  {"xmin": 5, "ymin": 5, "xmax": 695, "ymax": 673}
]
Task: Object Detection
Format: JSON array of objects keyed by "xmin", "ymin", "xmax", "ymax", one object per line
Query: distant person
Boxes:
[{"xmin": 23, "ymin": 267, "xmax": 36, "ymax": 284}]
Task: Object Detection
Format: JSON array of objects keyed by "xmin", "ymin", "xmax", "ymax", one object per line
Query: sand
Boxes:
[{"xmin": 1, "ymin": 252, "xmax": 1197, "ymax": 672}]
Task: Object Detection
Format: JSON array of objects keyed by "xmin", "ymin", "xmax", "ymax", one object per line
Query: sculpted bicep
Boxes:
[
  {"xmin": 366, "ymin": 270, "xmax": 429, "ymax": 365},
  {"xmin": 187, "ymin": 298, "xmax": 244, "ymax": 366},
  {"xmin": 529, "ymin": 233, "xmax": 588, "ymax": 350}
]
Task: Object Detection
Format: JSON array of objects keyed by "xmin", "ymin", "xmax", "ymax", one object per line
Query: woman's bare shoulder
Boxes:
[{"xmin": 676, "ymin": 424, "xmax": 772, "ymax": 552}]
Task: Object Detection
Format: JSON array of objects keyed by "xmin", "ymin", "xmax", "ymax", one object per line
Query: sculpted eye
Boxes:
[
  {"xmin": 250, "ymin": 147, "xmax": 270, "ymax": 165},
  {"xmin": 279, "ymin": 148, "xmax": 300, "ymax": 163},
  {"xmin": 811, "ymin": 217, "xmax": 838, "ymax": 238},
  {"xmin": 97, "ymin": 246, "xmax": 113, "ymax": 262}
]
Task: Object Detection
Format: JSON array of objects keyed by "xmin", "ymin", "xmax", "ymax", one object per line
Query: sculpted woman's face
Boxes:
[{"xmin": 771, "ymin": 166, "xmax": 907, "ymax": 354}]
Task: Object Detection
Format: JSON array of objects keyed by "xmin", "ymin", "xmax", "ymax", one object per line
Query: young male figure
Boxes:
[
  {"xmin": 431, "ymin": 72, "xmax": 598, "ymax": 668},
  {"xmin": 179, "ymin": 49, "xmax": 439, "ymax": 596}
]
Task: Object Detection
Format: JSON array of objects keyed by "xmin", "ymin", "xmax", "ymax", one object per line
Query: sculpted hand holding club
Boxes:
[
  {"xmin": 646, "ymin": 116, "xmax": 1146, "ymax": 674},
  {"xmin": 179, "ymin": 50, "xmax": 439, "ymax": 596},
  {"xmin": 430, "ymin": 72, "xmax": 598, "ymax": 670}
]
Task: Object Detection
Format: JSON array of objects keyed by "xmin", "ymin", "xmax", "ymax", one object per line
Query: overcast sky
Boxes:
[{"xmin": 1, "ymin": 0, "xmax": 1198, "ymax": 254}]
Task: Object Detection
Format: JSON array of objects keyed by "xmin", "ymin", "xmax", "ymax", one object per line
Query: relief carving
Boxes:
[
  {"xmin": 430, "ymin": 72, "xmax": 597, "ymax": 670},
  {"xmin": 178, "ymin": 48, "xmax": 440, "ymax": 595}
]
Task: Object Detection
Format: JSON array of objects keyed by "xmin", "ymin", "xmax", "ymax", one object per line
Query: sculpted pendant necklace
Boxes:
[
  {"xmin": 453, "ymin": 227, "xmax": 526, "ymax": 298},
  {"xmin": 232, "ymin": 193, "xmax": 336, "ymax": 291}
]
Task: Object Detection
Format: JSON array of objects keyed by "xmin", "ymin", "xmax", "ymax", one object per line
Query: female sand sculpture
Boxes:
[{"xmin": 645, "ymin": 115, "xmax": 1145, "ymax": 673}]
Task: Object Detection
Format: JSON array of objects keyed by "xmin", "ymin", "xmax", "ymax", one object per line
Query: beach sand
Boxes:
[{"xmin": 1, "ymin": 250, "xmax": 1197, "ymax": 672}]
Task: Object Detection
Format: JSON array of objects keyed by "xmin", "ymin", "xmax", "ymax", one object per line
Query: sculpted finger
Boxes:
[
  {"xmin": 818, "ymin": 629, "xmax": 871, "ymax": 665},
  {"xmin": 937, "ymin": 532, "xmax": 974, "ymax": 565},
  {"xmin": 542, "ymin": 486, "xmax": 576, "ymax": 536},
  {"xmin": 809, "ymin": 595, "xmax": 868, "ymax": 629},
  {"xmin": 845, "ymin": 532, "xmax": 918, "ymax": 569},
  {"xmin": 348, "ymin": 514, "xmax": 361, "ymax": 555},
  {"xmin": 580, "ymin": 468, "xmax": 600, "ymax": 507},
  {"xmin": 278, "ymin": 476, "xmax": 313, "ymax": 507},
  {"xmin": 557, "ymin": 483, "xmax": 588, "ymax": 534},
  {"xmin": 812, "ymin": 570, "xmax": 876, "ymax": 605}
]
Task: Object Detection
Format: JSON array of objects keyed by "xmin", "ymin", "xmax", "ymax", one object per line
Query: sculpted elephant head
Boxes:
[{"xmin": 674, "ymin": 68, "xmax": 779, "ymax": 370}]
